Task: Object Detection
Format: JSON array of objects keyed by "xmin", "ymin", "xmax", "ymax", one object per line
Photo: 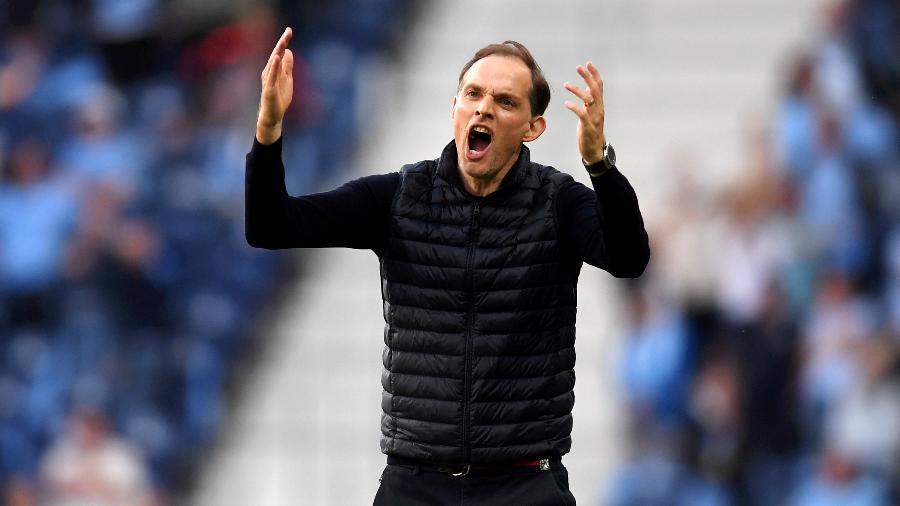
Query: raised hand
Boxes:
[
  {"xmin": 256, "ymin": 27, "xmax": 294, "ymax": 145},
  {"xmin": 563, "ymin": 61, "xmax": 606, "ymax": 165}
]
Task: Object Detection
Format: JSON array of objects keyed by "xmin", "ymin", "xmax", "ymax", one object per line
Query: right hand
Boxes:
[{"xmin": 256, "ymin": 27, "xmax": 294, "ymax": 145}]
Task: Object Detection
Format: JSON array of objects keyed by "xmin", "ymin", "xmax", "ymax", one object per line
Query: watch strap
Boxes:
[
  {"xmin": 583, "ymin": 159, "xmax": 614, "ymax": 178},
  {"xmin": 582, "ymin": 142, "xmax": 615, "ymax": 177}
]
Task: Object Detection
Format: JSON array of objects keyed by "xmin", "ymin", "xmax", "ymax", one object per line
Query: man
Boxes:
[{"xmin": 246, "ymin": 27, "xmax": 649, "ymax": 505}]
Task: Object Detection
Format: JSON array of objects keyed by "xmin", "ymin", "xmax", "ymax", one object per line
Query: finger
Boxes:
[
  {"xmin": 282, "ymin": 48, "xmax": 294, "ymax": 77},
  {"xmin": 583, "ymin": 61, "xmax": 603, "ymax": 104},
  {"xmin": 268, "ymin": 27, "xmax": 292, "ymax": 64},
  {"xmin": 267, "ymin": 54, "xmax": 281, "ymax": 88},
  {"xmin": 281, "ymin": 27, "xmax": 293, "ymax": 55},
  {"xmin": 586, "ymin": 61, "xmax": 602, "ymax": 86},
  {"xmin": 586, "ymin": 61, "xmax": 605, "ymax": 106},
  {"xmin": 576, "ymin": 65, "xmax": 595, "ymax": 89},
  {"xmin": 563, "ymin": 100, "xmax": 589, "ymax": 122},
  {"xmin": 261, "ymin": 55, "xmax": 272, "ymax": 84},
  {"xmin": 262, "ymin": 30, "xmax": 288, "ymax": 83},
  {"xmin": 268, "ymin": 36, "xmax": 284, "ymax": 63},
  {"xmin": 564, "ymin": 82, "xmax": 593, "ymax": 105},
  {"xmin": 575, "ymin": 65, "xmax": 601, "ymax": 110},
  {"xmin": 575, "ymin": 65, "xmax": 598, "ymax": 99}
]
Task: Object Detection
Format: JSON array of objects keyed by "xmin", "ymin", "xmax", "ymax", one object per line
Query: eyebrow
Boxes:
[{"xmin": 463, "ymin": 84, "xmax": 521, "ymax": 102}]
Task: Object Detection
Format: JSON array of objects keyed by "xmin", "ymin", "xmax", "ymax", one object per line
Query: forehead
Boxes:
[{"xmin": 460, "ymin": 55, "xmax": 531, "ymax": 96}]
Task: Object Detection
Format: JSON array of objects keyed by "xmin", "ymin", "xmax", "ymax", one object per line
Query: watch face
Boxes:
[{"xmin": 606, "ymin": 144, "xmax": 616, "ymax": 166}]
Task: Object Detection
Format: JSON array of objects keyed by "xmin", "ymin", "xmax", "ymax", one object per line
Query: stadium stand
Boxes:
[
  {"xmin": 612, "ymin": 1, "xmax": 900, "ymax": 504},
  {"xmin": 0, "ymin": 1, "xmax": 411, "ymax": 503}
]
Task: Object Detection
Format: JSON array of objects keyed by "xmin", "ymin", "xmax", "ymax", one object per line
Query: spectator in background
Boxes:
[
  {"xmin": 88, "ymin": 218, "xmax": 169, "ymax": 332},
  {"xmin": 797, "ymin": 112, "xmax": 868, "ymax": 274},
  {"xmin": 789, "ymin": 448, "xmax": 891, "ymax": 506},
  {"xmin": 774, "ymin": 54, "xmax": 817, "ymax": 181},
  {"xmin": 825, "ymin": 337, "xmax": 900, "ymax": 479},
  {"xmin": 87, "ymin": 0, "xmax": 163, "ymax": 85},
  {"xmin": 609, "ymin": 428, "xmax": 733, "ymax": 506},
  {"xmin": 57, "ymin": 84, "xmax": 146, "ymax": 197},
  {"xmin": 799, "ymin": 270, "xmax": 876, "ymax": 438},
  {"xmin": 848, "ymin": 0, "xmax": 900, "ymax": 117},
  {"xmin": 650, "ymin": 151, "xmax": 720, "ymax": 308},
  {"xmin": 687, "ymin": 351, "xmax": 742, "ymax": 486},
  {"xmin": 39, "ymin": 407, "xmax": 155, "ymax": 506},
  {"xmin": 619, "ymin": 283, "xmax": 693, "ymax": 432},
  {"xmin": 732, "ymin": 280, "xmax": 803, "ymax": 506},
  {"xmin": 712, "ymin": 162, "xmax": 794, "ymax": 326},
  {"xmin": 0, "ymin": 135, "xmax": 79, "ymax": 329},
  {"xmin": 812, "ymin": 2, "xmax": 864, "ymax": 119},
  {"xmin": 0, "ymin": 30, "xmax": 45, "ymax": 112}
]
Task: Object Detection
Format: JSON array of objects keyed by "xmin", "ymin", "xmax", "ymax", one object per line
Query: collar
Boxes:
[{"xmin": 436, "ymin": 140, "xmax": 531, "ymax": 194}]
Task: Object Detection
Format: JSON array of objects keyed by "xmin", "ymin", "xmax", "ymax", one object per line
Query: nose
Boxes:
[{"xmin": 475, "ymin": 95, "xmax": 494, "ymax": 118}]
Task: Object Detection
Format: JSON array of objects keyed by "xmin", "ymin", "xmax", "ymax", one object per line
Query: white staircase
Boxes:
[{"xmin": 192, "ymin": 1, "xmax": 827, "ymax": 504}]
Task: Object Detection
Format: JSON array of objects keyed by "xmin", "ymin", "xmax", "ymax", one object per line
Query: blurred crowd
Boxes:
[
  {"xmin": 0, "ymin": 0, "xmax": 409, "ymax": 503},
  {"xmin": 610, "ymin": 1, "xmax": 900, "ymax": 505}
]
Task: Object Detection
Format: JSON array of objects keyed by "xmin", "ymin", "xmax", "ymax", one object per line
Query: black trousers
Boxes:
[{"xmin": 373, "ymin": 459, "xmax": 577, "ymax": 505}]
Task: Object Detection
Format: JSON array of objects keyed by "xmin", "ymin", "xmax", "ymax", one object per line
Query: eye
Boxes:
[
  {"xmin": 500, "ymin": 97, "xmax": 515, "ymax": 107},
  {"xmin": 465, "ymin": 90, "xmax": 479, "ymax": 98}
]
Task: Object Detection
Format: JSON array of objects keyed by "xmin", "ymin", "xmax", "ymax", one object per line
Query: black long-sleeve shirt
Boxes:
[{"xmin": 245, "ymin": 137, "xmax": 649, "ymax": 278}]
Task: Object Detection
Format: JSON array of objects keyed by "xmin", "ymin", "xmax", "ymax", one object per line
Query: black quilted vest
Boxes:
[{"xmin": 379, "ymin": 141, "xmax": 581, "ymax": 464}]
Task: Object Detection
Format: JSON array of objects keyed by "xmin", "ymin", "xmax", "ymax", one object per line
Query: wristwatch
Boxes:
[{"xmin": 582, "ymin": 143, "xmax": 616, "ymax": 177}]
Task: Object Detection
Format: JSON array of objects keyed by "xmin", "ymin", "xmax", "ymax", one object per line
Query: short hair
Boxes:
[{"xmin": 458, "ymin": 41, "xmax": 550, "ymax": 117}]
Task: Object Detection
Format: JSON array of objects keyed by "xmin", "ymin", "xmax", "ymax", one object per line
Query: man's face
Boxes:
[{"xmin": 452, "ymin": 55, "xmax": 545, "ymax": 191}]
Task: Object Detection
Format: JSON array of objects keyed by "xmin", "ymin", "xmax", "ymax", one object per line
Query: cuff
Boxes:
[
  {"xmin": 584, "ymin": 160, "xmax": 615, "ymax": 178},
  {"xmin": 250, "ymin": 135, "xmax": 283, "ymax": 164}
]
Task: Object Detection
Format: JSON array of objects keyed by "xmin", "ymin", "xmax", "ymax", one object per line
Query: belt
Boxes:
[{"xmin": 386, "ymin": 455, "xmax": 561, "ymax": 477}]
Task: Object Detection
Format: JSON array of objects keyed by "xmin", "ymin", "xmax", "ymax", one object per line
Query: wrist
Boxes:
[
  {"xmin": 582, "ymin": 142, "xmax": 616, "ymax": 177},
  {"xmin": 256, "ymin": 121, "xmax": 283, "ymax": 145},
  {"xmin": 581, "ymin": 137, "xmax": 607, "ymax": 165},
  {"xmin": 582, "ymin": 152, "xmax": 604, "ymax": 165}
]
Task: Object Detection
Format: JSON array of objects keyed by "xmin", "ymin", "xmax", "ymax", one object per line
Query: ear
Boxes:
[
  {"xmin": 450, "ymin": 96, "xmax": 457, "ymax": 119},
  {"xmin": 522, "ymin": 115, "xmax": 546, "ymax": 142}
]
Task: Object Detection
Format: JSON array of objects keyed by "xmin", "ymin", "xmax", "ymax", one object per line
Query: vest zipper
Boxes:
[{"xmin": 463, "ymin": 199, "xmax": 481, "ymax": 462}]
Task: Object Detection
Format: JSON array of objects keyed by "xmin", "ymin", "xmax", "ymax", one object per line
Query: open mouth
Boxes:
[{"xmin": 467, "ymin": 126, "xmax": 492, "ymax": 159}]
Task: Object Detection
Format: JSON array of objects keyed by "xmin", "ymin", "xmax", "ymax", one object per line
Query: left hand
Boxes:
[{"xmin": 564, "ymin": 61, "xmax": 606, "ymax": 165}]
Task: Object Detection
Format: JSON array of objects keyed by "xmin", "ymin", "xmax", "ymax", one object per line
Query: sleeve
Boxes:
[
  {"xmin": 245, "ymin": 136, "xmax": 399, "ymax": 251},
  {"xmin": 557, "ymin": 167, "xmax": 650, "ymax": 278}
]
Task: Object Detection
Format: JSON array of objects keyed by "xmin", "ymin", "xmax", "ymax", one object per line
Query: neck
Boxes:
[
  {"xmin": 461, "ymin": 174, "xmax": 502, "ymax": 197},
  {"xmin": 458, "ymin": 153, "xmax": 519, "ymax": 197}
]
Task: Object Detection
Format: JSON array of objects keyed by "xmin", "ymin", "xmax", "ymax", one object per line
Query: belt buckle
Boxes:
[{"xmin": 451, "ymin": 464, "xmax": 471, "ymax": 477}]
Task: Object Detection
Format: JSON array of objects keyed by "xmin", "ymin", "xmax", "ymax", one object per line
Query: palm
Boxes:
[{"xmin": 260, "ymin": 66, "xmax": 293, "ymax": 125}]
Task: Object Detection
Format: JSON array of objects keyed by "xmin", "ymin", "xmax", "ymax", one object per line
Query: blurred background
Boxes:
[{"xmin": 0, "ymin": 0, "xmax": 898, "ymax": 505}]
